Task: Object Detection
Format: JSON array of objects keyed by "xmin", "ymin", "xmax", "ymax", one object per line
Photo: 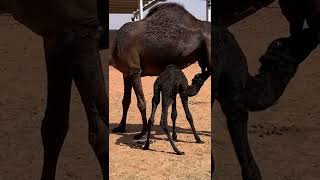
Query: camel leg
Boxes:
[
  {"xmin": 131, "ymin": 72, "xmax": 148, "ymax": 139},
  {"xmin": 219, "ymin": 95, "xmax": 261, "ymax": 180},
  {"xmin": 171, "ymin": 96, "xmax": 178, "ymax": 141},
  {"xmin": 71, "ymin": 28, "xmax": 108, "ymax": 180},
  {"xmin": 112, "ymin": 76, "xmax": 132, "ymax": 133},
  {"xmin": 143, "ymin": 87, "xmax": 160, "ymax": 150},
  {"xmin": 160, "ymin": 96, "xmax": 184, "ymax": 155},
  {"xmin": 180, "ymin": 94, "xmax": 203, "ymax": 143},
  {"xmin": 40, "ymin": 39, "xmax": 72, "ymax": 180}
]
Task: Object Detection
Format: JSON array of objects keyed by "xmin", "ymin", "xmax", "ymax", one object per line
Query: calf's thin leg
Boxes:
[
  {"xmin": 40, "ymin": 39, "xmax": 72, "ymax": 180},
  {"xmin": 180, "ymin": 94, "xmax": 203, "ymax": 143},
  {"xmin": 112, "ymin": 76, "xmax": 132, "ymax": 133},
  {"xmin": 143, "ymin": 82, "xmax": 160, "ymax": 150},
  {"xmin": 160, "ymin": 96, "xmax": 184, "ymax": 155},
  {"xmin": 171, "ymin": 96, "xmax": 178, "ymax": 141}
]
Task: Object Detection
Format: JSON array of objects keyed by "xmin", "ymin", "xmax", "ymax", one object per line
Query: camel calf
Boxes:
[{"xmin": 143, "ymin": 64, "xmax": 209, "ymax": 155}]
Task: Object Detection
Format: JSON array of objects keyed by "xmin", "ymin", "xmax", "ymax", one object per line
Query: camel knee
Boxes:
[{"xmin": 137, "ymin": 97, "xmax": 146, "ymax": 111}]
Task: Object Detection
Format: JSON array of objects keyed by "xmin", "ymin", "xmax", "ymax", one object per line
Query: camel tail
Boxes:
[{"xmin": 152, "ymin": 79, "xmax": 161, "ymax": 104}]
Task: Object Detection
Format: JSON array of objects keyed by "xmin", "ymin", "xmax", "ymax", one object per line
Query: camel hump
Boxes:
[{"xmin": 146, "ymin": 3, "xmax": 186, "ymax": 17}]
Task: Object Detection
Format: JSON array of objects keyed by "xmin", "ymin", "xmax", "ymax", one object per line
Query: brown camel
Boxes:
[
  {"xmin": 142, "ymin": 64, "xmax": 209, "ymax": 155},
  {"xmin": 110, "ymin": 3, "xmax": 211, "ymax": 139},
  {"xmin": 0, "ymin": 1, "xmax": 108, "ymax": 179}
]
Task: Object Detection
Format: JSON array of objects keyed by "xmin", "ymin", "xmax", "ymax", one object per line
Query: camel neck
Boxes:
[{"xmin": 0, "ymin": 0, "xmax": 17, "ymax": 13}]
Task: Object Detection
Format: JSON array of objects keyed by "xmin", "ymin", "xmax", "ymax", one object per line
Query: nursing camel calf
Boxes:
[{"xmin": 142, "ymin": 64, "xmax": 210, "ymax": 155}]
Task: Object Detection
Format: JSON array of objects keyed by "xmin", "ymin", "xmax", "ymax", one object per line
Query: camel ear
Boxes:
[{"xmin": 289, "ymin": 29, "xmax": 319, "ymax": 63}]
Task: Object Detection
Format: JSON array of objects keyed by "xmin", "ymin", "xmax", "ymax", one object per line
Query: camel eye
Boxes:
[
  {"xmin": 275, "ymin": 41, "xmax": 282, "ymax": 47},
  {"xmin": 272, "ymin": 40, "xmax": 284, "ymax": 48},
  {"xmin": 269, "ymin": 39, "xmax": 287, "ymax": 50}
]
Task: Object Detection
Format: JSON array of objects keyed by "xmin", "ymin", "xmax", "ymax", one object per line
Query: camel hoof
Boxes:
[
  {"xmin": 196, "ymin": 140, "xmax": 204, "ymax": 144},
  {"xmin": 134, "ymin": 131, "xmax": 147, "ymax": 139},
  {"xmin": 112, "ymin": 125, "xmax": 126, "ymax": 133},
  {"xmin": 172, "ymin": 135, "xmax": 178, "ymax": 141},
  {"xmin": 176, "ymin": 151, "xmax": 185, "ymax": 155},
  {"xmin": 134, "ymin": 133, "xmax": 144, "ymax": 139},
  {"xmin": 142, "ymin": 146, "xmax": 149, "ymax": 150}
]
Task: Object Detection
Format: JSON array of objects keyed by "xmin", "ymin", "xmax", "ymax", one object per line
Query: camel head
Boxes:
[{"xmin": 259, "ymin": 28, "xmax": 319, "ymax": 72}]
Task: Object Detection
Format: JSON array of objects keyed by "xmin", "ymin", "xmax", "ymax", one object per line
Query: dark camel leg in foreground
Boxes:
[
  {"xmin": 41, "ymin": 27, "xmax": 109, "ymax": 179},
  {"xmin": 112, "ymin": 76, "xmax": 132, "ymax": 133},
  {"xmin": 216, "ymin": 64, "xmax": 261, "ymax": 180},
  {"xmin": 213, "ymin": 25, "xmax": 262, "ymax": 180},
  {"xmin": 71, "ymin": 29, "xmax": 108, "ymax": 180},
  {"xmin": 41, "ymin": 39, "xmax": 73, "ymax": 180},
  {"xmin": 220, "ymin": 100, "xmax": 260, "ymax": 180}
]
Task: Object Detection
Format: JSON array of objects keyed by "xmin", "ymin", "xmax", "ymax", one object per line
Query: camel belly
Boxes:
[
  {"xmin": 11, "ymin": 0, "xmax": 97, "ymax": 35},
  {"xmin": 139, "ymin": 56, "xmax": 198, "ymax": 76}
]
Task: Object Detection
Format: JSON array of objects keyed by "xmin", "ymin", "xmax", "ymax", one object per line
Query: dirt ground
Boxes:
[
  {"xmin": 1, "ymin": 2, "xmax": 320, "ymax": 180},
  {"xmin": 109, "ymin": 64, "xmax": 211, "ymax": 180},
  {"xmin": 214, "ymin": 3, "xmax": 320, "ymax": 180},
  {"xmin": 0, "ymin": 15, "xmax": 107, "ymax": 179}
]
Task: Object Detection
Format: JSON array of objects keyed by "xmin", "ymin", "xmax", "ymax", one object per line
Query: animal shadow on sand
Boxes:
[{"xmin": 110, "ymin": 123, "xmax": 211, "ymax": 154}]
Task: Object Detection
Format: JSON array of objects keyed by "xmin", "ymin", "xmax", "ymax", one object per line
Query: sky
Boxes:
[{"xmin": 109, "ymin": 0, "xmax": 207, "ymax": 29}]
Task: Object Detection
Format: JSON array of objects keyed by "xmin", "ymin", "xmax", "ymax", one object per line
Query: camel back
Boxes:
[
  {"xmin": 145, "ymin": 3, "xmax": 198, "ymax": 22},
  {"xmin": 142, "ymin": 3, "xmax": 203, "ymax": 49}
]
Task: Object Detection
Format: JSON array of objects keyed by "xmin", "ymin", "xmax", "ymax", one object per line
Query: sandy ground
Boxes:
[
  {"xmin": 0, "ymin": 15, "xmax": 107, "ymax": 179},
  {"xmin": 1, "ymin": 2, "xmax": 320, "ymax": 180},
  {"xmin": 109, "ymin": 64, "xmax": 211, "ymax": 180},
  {"xmin": 214, "ymin": 3, "xmax": 320, "ymax": 180}
]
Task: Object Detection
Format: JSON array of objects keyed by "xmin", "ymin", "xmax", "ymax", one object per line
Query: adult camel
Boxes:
[
  {"xmin": 111, "ymin": 3, "xmax": 211, "ymax": 139},
  {"xmin": 0, "ymin": 0, "xmax": 108, "ymax": 180}
]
